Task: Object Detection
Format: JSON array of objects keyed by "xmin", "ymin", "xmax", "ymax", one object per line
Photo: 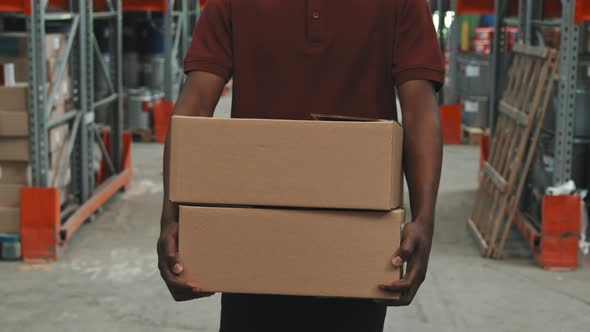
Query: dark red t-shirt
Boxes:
[
  {"xmin": 184, "ymin": 0, "xmax": 444, "ymax": 121},
  {"xmin": 183, "ymin": 1, "xmax": 444, "ymax": 331}
]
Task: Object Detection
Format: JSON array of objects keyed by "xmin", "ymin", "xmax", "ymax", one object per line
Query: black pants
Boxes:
[{"xmin": 219, "ymin": 294, "xmax": 387, "ymax": 332}]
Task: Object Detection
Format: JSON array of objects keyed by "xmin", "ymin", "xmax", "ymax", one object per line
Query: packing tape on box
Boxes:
[
  {"xmin": 52, "ymin": 36, "xmax": 60, "ymax": 51},
  {"xmin": 1, "ymin": 63, "xmax": 15, "ymax": 86}
]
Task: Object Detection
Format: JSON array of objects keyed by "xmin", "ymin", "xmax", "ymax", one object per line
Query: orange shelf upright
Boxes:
[
  {"xmin": 440, "ymin": 104, "xmax": 462, "ymax": 145},
  {"xmin": 575, "ymin": 0, "xmax": 590, "ymax": 24},
  {"xmin": 0, "ymin": 0, "xmax": 68, "ymax": 15},
  {"xmin": 455, "ymin": 0, "xmax": 522, "ymax": 16},
  {"xmin": 456, "ymin": 0, "xmax": 495, "ymax": 14},
  {"xmin": 543, "ymin": 0, "xmax": 562, "ymax": 18},
  {"xmin": 122, "ymin": 0, "xmax": 167, "ymax": 12}
]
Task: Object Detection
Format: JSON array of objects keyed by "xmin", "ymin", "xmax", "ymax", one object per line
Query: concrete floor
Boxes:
[{"xmin": 1, "ymin": 95, "xmax": 589, "ymax": 331}]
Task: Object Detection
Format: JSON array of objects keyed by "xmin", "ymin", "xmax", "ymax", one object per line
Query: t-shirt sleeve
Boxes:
[
  {"xmin": 392, "ymin": 0, "xmax": 445, "ymax": 91},
  {"xmin": 183, "ymin": 0, "xmax": 233, "ymax": 81}
]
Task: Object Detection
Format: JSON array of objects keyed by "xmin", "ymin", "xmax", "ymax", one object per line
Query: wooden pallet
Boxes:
[
  {"xmin": 462, "ymin": 126, "xmax": 488, "ymax": 145},
  {"xmin": 132, "ymin": 128, "xmax": 152, "ymax": 142},
  {"xmin": 468, "ymin": 43, "xmax": 559, "ymax": 259}
]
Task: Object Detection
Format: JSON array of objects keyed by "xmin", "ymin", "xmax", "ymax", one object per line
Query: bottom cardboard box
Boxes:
[
  {"xmin": 179, "ymin": 206, "xmax": 404, "ymax": 300},
  {"xmin": 0, "ymin": 207, "xmax": 19, "ymax": 233}
]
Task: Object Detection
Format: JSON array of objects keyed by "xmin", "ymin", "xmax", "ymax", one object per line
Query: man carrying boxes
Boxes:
[{"xmin": 158, "ymin": 1, "xmax": 444, "ymax": 331}]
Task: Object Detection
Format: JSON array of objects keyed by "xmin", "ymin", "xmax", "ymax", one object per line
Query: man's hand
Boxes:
[
  {"xmin": 157, "ymin": 221, "xmax": 214, "ymax": 302},
  {"xmin": 378, "ymin": 219, "xmax": 434, "ymax": 306}
]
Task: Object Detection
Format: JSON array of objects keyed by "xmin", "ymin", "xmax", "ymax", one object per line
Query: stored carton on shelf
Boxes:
[
  {"xmin": 0, "ymin": 138, "xmax": 29, "ymax": 161},
  {"xmin": 0, "ymin": 33, "xmax": 65, "ymax": 59},
  {"xmin": 170, "ymin": 116, "xmax": 404, "ymax": 210},
  {"xmin": 0, "ymin": 120, "xmax": 67, "ymax": 151},
  {"xmin": 179, "ymin": 206, "xmax": 404, "ymax": 300},
  {"xmin": 0, "ymin": 56, "xmax": 71, "ymax": 84},
  {"xmin": 0, "ymin": 83, "xmax": 27, "ymax": 111},
  {"xmin": 0, "ymin": 57, "xmax": 26, "ymax": 82},
  {"xmin": 0, "ymin": 207, "xmax": 19, "ymax": 233},
  {"xmin": 0, "ymin": 162, "xmax": 30, "ymax": 185},
  {"xmin": 0, "ymin": 184, "xmax": 22, "ymax": 207},
  {"xmin": 0, "ymin": 79, "xmax": 73, "ymax": 111},
  {"xmin": 0, "ymin": 111, "xmax": 28, "ymax": 137}
]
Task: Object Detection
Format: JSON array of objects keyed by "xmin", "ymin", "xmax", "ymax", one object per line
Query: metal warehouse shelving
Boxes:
[
  {"xmin": 0, "ymin": 0, "xmax": 132, "ymax": 261},
  {"xmin": 488, "ymin": 0, "xmax": 588, "ymax": 186},
  {"xmin": 121, "ymin": 0, "xmax": 199, "ymax": 142},
  {"xmin": 493, "ymin": 0, "xmax": 590, "ymax": 260},
  {"xmin": 447, "ymin": 0, "xmax": 588, "ymax": 185},
  {"xmin": 450, "ymin": 0, "xmax": 590, "ymax": 264},
  {"xmin": 0, "ymin": 0, "xmax": 203, "ymax": 260}
]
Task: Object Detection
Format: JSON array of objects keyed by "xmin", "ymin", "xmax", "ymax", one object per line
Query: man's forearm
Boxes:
[
  {"xmin": 160, "ymin": 72, "xmax": 227, "ymax": 228},
  {"xmin": 398, "ymin": 81, "xmax": 443, "ymax": 226}
]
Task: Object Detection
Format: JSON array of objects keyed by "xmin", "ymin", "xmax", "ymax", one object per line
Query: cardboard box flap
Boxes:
[{"xmin": 311, "ymin": 114, "xmax": 384, "ymax": 122}]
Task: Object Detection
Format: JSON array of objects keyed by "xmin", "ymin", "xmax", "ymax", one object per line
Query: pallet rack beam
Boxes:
[
  {"xmin": 27, "ymin": 0, "xmax": 49, "ymax": 186},
  {"xmin": 163, "ymin": 0, "xmax": 175, "ymax": 102},
  {"xmin": 456, "ymin": 0, "xmax": 496, "ymax": 14},
  {"xmin": 575, "ymin": 0, "xmax": 590, "ymax": 24},
  {"xmin": 554, "ymin": 0, "xmax": 579, "ymax": 184},
  {"xmin": 436, "ymin": 0, "xmax": 448, "ymax": 104},
  {"xmin": 447, "ymin": 0, "xmax": 460, "ymax": 105},
  {"xmin": 92, "ymin": 0, "xmax": 124, "ymax": 173},
  {"xmin": 122, "ymin": 0, "xmax": 191, "ymax": 102},
  {"xmin": 521, "ymin": 0, "xmax": 530, "ymax": 44},
  {"xmin": 489, "ymin": 0, "xmax": 508, "ymax": 135},
  {"xmin": 163, "ymin": 0, "xmax": 190, "ymax": 103},
  {"xmin": 77, "ymin": 0, "xmax": 94, "ymax": 202}
]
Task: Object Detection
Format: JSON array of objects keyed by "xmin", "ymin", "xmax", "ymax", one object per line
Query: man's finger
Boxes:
[
  {"xmin": 387, "ymin": 283, "xmax": 420, "ymax": 307},
  {"xmin": 162, "ymin": 234, "xmax": 183, "ymax": 275},
  {"xmin": 378, "ymin": 277, "xmax": 412, "ymax": 292},
  {"xmin": 160, "ymin": 265, "xmax": 200, "ymax": 291},
  {"xmin": 392, "ymin": 233, "xmax": 417, "ymax": 267}
]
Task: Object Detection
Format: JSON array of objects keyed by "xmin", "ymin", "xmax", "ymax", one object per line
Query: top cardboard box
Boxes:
[{"xmin": 170, "ymin": 116, "xmax": 403, "ymax": 210}]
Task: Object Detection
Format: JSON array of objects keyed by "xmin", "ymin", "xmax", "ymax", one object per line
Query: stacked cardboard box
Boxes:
[
  {"xmin": 0, "ymin": 33, "xmax": 72, "ymax": 234},
  {"xmin": 0, "ymin": 33, "xmax": 72, "ymax": 120},
  {"xmin": 169, "ymin": 116, "xmax": 405, "ymax": 300}
]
